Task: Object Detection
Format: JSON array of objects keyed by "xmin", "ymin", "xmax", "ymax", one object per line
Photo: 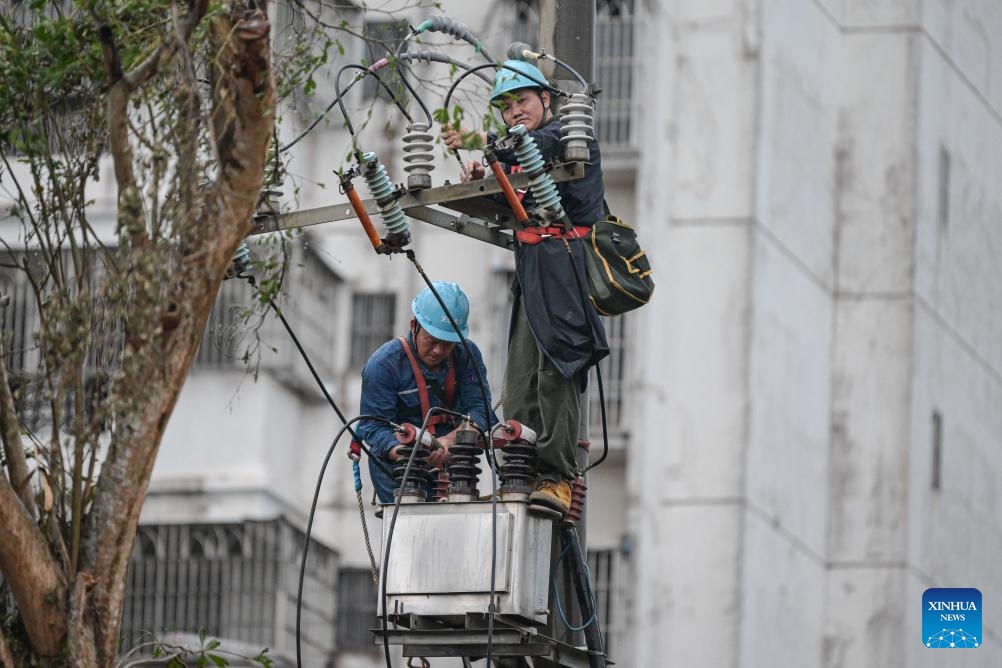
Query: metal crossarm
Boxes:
[{"xmin": 248, "ymin": 162, "xmax": 586, "ymax": 248}]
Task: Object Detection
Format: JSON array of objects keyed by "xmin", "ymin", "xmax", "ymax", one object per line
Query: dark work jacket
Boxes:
[{"xmin": 495, "ymin": 117, "xmax": 609, "ymax": 380}]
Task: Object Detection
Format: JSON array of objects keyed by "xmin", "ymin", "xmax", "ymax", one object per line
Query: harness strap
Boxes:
[
  {"xmin": 515, "ymin": 225, "xmax": 592, "ymax": 245},
  {"xmin": 397, "ymin": 336, "xmax": 457, "ymax": 428}
]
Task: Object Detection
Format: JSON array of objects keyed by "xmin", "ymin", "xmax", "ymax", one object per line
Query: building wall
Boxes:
[
  {"xmin": 628, "ymin": 1, "xmax": 1002, "ymax": 667},
  {"xmin": 627, "ymin": 1, "xmax": 756, "ymax": 667}
]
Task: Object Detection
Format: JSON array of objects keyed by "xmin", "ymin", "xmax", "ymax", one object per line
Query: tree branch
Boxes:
[
  {"xmin": 0, "ymin": 627, "xmax": 14, "ymax": 668},
  {"xmin": 0, "ymin": 471, "xmax": 66, "ymax": 658},
  {"xmin": 0, "ymin": 324, "xmax": 36, "ymax": 517}
]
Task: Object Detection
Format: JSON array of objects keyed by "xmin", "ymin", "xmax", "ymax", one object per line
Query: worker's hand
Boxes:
[
  {"xmin": 440, "ymin": 124, "xmax": 466, "ymax": 151},
  {"xmin": 425, "ymin": 442, "xmax": 451, "ymax": 469},
  {"xmin": 459, "ymin": 160, "xmax": 485, "ymax": 182},
  {"xmin": 441, "ymin": 124, "xmax": 476, "ymax": 150}
]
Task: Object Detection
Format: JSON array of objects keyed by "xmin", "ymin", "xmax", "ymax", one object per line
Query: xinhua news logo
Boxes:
[{"xmin": 923, "ymin": 588, "xmax": 982, "ymax": 649}]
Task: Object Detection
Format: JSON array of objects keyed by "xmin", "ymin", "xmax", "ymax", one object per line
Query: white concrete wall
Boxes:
[
  {"xmin": 627, "ymin": 1, "xmax": 756, "ymax": 667},
  {"xmin": 740, "ymin": 0, "xmax": 839, "ymax": 663},
  {"xmin": 904, "ymin": 1, "xmax": 1002, "ymax": 666}
]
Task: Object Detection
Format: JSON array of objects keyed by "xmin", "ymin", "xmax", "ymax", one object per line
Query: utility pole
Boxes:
[{"xmin": 539, "ymin": 0, "xmax": 596, "ymax": 82}]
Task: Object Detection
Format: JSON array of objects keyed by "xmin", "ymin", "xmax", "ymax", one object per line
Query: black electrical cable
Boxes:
[
  {"xmin": 540, "ymin": 53, "xmax": 589, "ymax": 89},
  {"xmin": 335, "ymin": 63, "xmax": 414, "ymax": 139},
  {"xmin": 585, "ymin": 363, "xmax": 610, "ymax": 473},
  {"xmin": 240, "ymin": 274, "xmax": 394, "ymax": 478},
  {"xmin": 295, "ymin": 413, "xmax": 399, "ymax": 668},
  {"xmin": 442, "ymin": 61, "xmax": 568, "ymax": 118},
  {"xmin": 401, "ymin": 251, "xmax": 503, "ymax": 665},
  {"xmin": 379, "ymin": 408, "xmax": 437, "ymax": 668},
  {"xmin": 387, "ymin": 55, "xmax": 434, "ymax": 127}
]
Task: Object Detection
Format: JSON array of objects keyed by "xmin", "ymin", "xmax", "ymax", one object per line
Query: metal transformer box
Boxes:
[{"xmin": 379, "ymin": 500, "xmax": 553, "ymax": 624}]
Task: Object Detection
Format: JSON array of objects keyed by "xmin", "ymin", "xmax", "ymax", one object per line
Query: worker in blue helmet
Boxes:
[
  {"xmin": 356, "ymin": 282, "xmax": 496, "ymax": 505},
  {"xmin": 441, "ymin": 58, "xmax": 609, "ymax": 516}
]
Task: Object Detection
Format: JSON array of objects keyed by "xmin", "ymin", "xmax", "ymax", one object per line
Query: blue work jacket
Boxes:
[{"xmin": 357, "ymin": 334, "xmax": 496, "ymax": 503}]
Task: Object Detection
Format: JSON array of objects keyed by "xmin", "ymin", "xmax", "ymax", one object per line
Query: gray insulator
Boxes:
[
  {"xmin": 402, "ymin": 122, "xmax": 436, "ymax": 189},
  {"xmin": 560, "ymin": 93, "xmax": 595, "ymax": 162},
  {"xmin": 418, "ymin": 14, "xmax": 495, "ymax": 62},
  {"xmin": 361, "ymin": 152, "xmax": 409, "ymax": 236},
  {"xmin": 399, "ymin": 50, "xmax": 494, "ymax": 83}
]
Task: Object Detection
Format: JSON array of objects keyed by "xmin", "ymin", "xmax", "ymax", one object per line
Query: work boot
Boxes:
[{"xmin": 529, "ymin": 480, "xmax": 572, "ymax": 515}]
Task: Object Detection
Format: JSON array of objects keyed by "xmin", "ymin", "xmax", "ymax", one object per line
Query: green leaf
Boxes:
[
  {"xmin": 303, "ymin": 77, "xmax": 316, "ymax": 96},
  {"xmin": 208, "ymin": 653, "xmax": 228, "ymax": 667},
  {"xmin": 253, "ymin": 648, "xmax": 274, "ymax": 667}
]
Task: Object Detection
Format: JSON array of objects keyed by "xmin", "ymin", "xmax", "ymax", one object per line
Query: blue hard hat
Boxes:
[
  {"xmin": 411, "ymin": 282, "xmax": 470, "ymax": 343},
  {"xmin": 491, "ymin": 59, "xmax": 549, "ymax": 103}
]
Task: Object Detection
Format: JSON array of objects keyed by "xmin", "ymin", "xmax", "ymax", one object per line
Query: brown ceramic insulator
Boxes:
[
  {"xmin": 565, "ymin": 476, "xmax": 587, "ymax": 525},
  {"xmin": 432, "ymin": 471, "xmax": 450, "ymax": 502}
]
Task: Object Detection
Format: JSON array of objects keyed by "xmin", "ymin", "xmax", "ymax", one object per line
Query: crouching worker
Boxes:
[{"xmin": 356, "ymin": 282, "xmax": 495, "ymax": 504}]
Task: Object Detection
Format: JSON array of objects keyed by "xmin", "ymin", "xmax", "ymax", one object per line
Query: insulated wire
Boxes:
[
  {"xmin": 242, "ymin": 274, "xmax": 393, "ymax": 478},
  {"xmin": 282, "ymin": 63, "xmax": 396, "ymax": 153},
  {"xmin": 550, "ymin": 538, "xmax": 598, "ymax": 631},
  {"xmin": 403, "ymin": 250, "xmax": 502, "ymax": 664},
  {"xmin": 379, "ymin": 408, "xmax": 437, "ymax": 668},
  {"xmin": 335, "ymin": 63, "xmax": 414, "ymax": 140},
  {"xmin": 296, "ymin": 414, "xmax": 399, "ymax": 668},
  {"xmin": 442, "ymin": 61, "xmax": 566, "ymax": 117}
]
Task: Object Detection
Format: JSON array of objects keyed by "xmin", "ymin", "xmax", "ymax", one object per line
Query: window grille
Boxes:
[
  {"xmin": 335, "ymin": 567, "xmax": 378, "ymax": 649},
  {"xmin": 587, "ymin": 547, "xmax": 625, "ymax": 657},
  {"xmin": 595, "ymin": 0, "xmax": 636, "ymax": 149},
  {"xmin": 120, "ymin": 518, "xmax": 338, "ymax": 665}
]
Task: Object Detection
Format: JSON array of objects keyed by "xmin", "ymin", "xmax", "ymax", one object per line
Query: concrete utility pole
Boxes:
[{"xmin": 539, "ymin": 0, "xmax": 596, "ymax": 82}]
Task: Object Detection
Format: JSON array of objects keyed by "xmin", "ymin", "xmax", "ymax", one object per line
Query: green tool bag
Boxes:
[{"xmin": 582, "ymin": 215, "xmax": 654, "ymax": 316}]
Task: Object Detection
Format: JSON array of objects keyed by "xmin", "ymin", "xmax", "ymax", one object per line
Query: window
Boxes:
[
  {"xmin": 937, "ymin": 146, "xmax": 950, "ymax": 230},
  {"xmin": 931, "ymin": 411, "xmax": 942, "ymax": 490},
  {"xmin": 335, "ymin": 567, "xmax": 378, "ymax": 649},
  {"xmin": 350, "ymin": 293, "xmax": 396, "ymax": 368},
  {"xmin": 595, "ymin": 0, "xmax": 636, "ymax": 148}
]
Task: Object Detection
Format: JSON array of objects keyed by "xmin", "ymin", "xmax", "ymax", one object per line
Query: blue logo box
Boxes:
[{"xmin": 923, "ymin": 588, "xmax": 982, "ymax": 648}]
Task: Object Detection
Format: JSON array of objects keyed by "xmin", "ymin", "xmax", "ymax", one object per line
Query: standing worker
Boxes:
[
  {"xmin": 441, "ymin": 59, "xmax": 609, "ymax": 515},
  {"xmin": 356, "ymin": 282, "xmax": 495, "ymax": 504}
]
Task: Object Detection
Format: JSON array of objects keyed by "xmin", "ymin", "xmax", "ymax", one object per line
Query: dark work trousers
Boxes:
[{"xmin": 502, "ymin": 299, "xmax": 582, "ymax": 483}]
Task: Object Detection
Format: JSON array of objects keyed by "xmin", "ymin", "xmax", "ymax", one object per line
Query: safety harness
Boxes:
[
  {"xmin": 396, "ymin": 336, "xmax": 457, "ymax": 430},
  {"xmin": 515, "ymin": 224, "xmax": 592, "ymax": 245}
]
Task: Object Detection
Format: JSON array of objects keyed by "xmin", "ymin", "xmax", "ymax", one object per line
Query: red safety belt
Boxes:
[{"xmin": 397, "ymin": 336, "xmax": 456, "ymax": 429}]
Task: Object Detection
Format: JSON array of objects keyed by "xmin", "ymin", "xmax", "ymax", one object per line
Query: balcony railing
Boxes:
[{"xmin": 121, "ymin": 518, "xmax": 338, "ymax": 665}]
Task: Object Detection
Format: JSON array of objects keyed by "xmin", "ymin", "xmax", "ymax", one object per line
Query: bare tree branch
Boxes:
[{"xmin": 0, "ymin": 329, "xmax": 36, "ymax": 516}]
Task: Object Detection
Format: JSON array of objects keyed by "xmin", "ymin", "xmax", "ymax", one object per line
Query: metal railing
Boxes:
[
  {"xmin": 587, "ymin": 547, "xmax": 626, "ymax": 658},
  {"xmin": 595, "ymin": 0, "xmax": 636, "ymax": 150},
  {"xmin": 121, "ymin": 518, "xmax": 339, "ymax": 665}
]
